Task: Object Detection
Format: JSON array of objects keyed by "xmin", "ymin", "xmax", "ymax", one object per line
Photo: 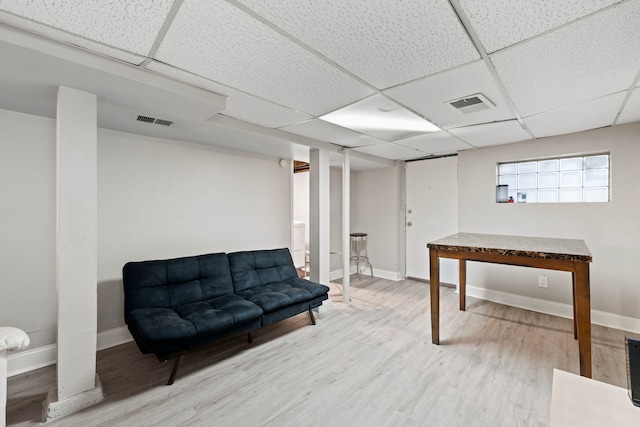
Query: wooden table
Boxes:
[{"xmin": 427, "ymin": 233, "xmax": 593, "ymax": 377}]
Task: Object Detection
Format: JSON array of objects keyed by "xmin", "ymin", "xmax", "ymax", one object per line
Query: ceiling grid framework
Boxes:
[{"xmin": 0, "ymin": 0, "xmax": 639, "ymax": 165}]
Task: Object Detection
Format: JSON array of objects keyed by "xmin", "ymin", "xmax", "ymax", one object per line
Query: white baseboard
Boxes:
[
  {"xmin": 330, "ymin": 266, "xmax": 402, "ymax": 282},
  {"xmin": 372, "ymin": 268, "xmax": 402, "ymax": 281},
  {"xmin": 8, "ymin": 327, "xmax": 133, "ymax": 377},
  {"xmin": 96, "ymin": 326, "xmax": 133, "ymax": 351},
  {"xmin": 7, "ymin": 343, "xmax": 57, "ymax": 377},
  {"xmin": 466, "ymin": 285, "xmax": 640, "ymax": 334}
]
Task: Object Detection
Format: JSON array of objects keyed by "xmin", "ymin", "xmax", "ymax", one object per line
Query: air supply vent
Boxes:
[
  {"xmin": 446, "ymin": 93, "xmax": 494, "ymax": 114},
  {"xmin": 135, "ymin": 114, "xmax": 174, "ymax": 126}
]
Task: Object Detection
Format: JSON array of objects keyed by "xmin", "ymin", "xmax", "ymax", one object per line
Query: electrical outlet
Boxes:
[{"xmin": 538, "ymin": 276, "xmax": 548, "ymax": 288}]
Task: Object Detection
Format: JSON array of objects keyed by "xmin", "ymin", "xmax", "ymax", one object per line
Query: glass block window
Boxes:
[{"xmin": 497, "ymin": 154, "xmax": 609, "ymax": 203}]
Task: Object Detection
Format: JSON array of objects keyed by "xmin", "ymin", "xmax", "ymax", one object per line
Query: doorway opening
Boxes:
[{"xmin": 292, "ymin": 161, "xmax": 309, "ymax": 278}]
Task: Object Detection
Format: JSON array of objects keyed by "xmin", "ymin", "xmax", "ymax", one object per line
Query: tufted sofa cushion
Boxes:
[
  {"xmin": 229, "ymin": 249, "xmax": 329, "ymax": 314},
  {"xmin": 123, "ymin": 253, "xmax": 236, "ymax": 314},
  {"xmin": 228, "ymin": 248, "xmax": 299, "ymax": 292}
]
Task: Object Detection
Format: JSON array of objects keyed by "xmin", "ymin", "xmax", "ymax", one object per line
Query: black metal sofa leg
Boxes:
[
  {"xmin": 167, "ymin": 354, "xmax": 185, "ymax": 386},
  {"xmin": 308, "ymin": 308, "xmax": 316, "ymax": 325}
]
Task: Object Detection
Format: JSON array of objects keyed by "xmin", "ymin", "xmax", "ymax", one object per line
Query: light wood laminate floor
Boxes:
[{"xmin": 7, "ymin": 278, "xmax": 637, "ymax": 426}]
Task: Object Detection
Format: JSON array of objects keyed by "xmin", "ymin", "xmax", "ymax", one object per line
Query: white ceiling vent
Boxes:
[
  {"xmin": 446, "ymin": 93, "xmax": 495, "ymax": 114},
  {"xmin": 135, "ymin": 114, "xmax": 174, "ymax": 126}
]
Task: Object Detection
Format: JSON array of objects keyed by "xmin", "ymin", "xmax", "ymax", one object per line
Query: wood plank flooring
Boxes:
[{"xmin": 6, "ymin": 277, "xmax": 637, "ymax": 426}]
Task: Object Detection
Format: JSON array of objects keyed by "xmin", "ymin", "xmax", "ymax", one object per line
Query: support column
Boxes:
[
  {"xmin": 342, "ymin": 149, "xmax": 351, "ymax": 304},
  {"xmin": 43, "ymin": 86, "xmax": 104, "ymax": 422},
  {"xmin": 309, "ymin": 149, "xmax": 333, "ymax": 311}
]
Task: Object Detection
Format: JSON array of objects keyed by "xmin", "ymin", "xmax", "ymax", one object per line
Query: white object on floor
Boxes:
[
  {"xmin": 550, "ymin": 368, "xmax": 639, "ymax": 426},
  {"xmin": 1, "ymin": 327, "xmax": 30, "ymax": 427}
]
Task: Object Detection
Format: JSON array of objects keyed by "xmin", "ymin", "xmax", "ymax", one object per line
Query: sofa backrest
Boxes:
[
  {"xmin": 228, "ymin": 248, "xmax": 298, "ymax": 292},
  {"xmin": 122, "ymin": 253, "xmax": 234, "ymax": 320}
]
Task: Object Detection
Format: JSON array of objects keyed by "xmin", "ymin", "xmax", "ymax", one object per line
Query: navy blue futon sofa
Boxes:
[{"xmin": 122, "ymin": 248, "xmax": 329, "ymax": 384}]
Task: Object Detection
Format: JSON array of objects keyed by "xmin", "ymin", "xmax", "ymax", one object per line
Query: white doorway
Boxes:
[
  {"xmin": 405, "ymin": 156, "xmax": 459, "ymax": 283},
  {"xmin": 292, "ymin": 165, "xmax": 309, "ymax": 272}
]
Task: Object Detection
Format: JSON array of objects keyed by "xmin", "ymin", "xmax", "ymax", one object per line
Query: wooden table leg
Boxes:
[
  {"xmin": 459, "ymin": 259, "xmax": 466, "ymax": 311},
  {"xmin": 574, "ymin": 262, "xmax": 591, "ymax": 378},
  {"xmin": 429, "ymin": 248, "xmax": 440, "ymax": 345},
  {"xmin": 571, "ymin": 272, "xmax": 577, "ymax": 340}
]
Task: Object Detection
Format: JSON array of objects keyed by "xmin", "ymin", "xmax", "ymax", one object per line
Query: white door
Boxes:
[{"xmin": 405, "ymin": 156, "xmax": 459, "ymax": 283}]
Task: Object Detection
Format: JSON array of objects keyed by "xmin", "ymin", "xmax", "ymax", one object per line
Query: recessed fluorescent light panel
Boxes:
[{"xmin": 320, "ymin": 94, "xmax": 440, "ymax": 141}]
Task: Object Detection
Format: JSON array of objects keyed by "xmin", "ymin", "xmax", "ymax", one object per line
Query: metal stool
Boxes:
[{"xmin": 350, "ymin": 232, "xmax": 373, "ymax": 279}]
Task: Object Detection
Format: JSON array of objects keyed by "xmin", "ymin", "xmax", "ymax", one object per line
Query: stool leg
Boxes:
[{"xmin": 366, "ymin": 259, "xmax": 373, "ymax": 277}]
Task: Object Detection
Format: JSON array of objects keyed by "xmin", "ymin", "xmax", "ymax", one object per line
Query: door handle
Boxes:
[{"xmin": 407, "ymin": 222, "xmax": 412, "ymax": 227}]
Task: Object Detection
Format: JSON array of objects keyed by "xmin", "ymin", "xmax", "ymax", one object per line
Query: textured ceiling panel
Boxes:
[
  {"xmin": 146, "ymin": 61, "xmax": 311, "ymax": 128},
  {"xmin": 491, "ymin": 1, "xmax": 640, "ymax": 118},
  {"xmin": 394, "ymin": 131, "xmax": 474, "ymax": 155},
  {"xmin": 155, "ymin": 0, "xmax": 374, "ymax": 116},
  {"xmin": 353, "ymin": 142, "xmax": 425, "ymax": 160},
  {"xmin": 281, "ymin": 119, "xmax": 386, "ymax": 147},
  {"xmin": 524, "ymin": 92, "xmax": 625, "ymax": 138},
  {"xmin": 448, "ymin": 120, "xmax": 531, "ymax": 147},
  {"xmin": 617, "ymin": 87, "xmax": 640, "ymax": 125},
  {"xmin": 0, "ymin": 11, "xmax": 147, "ymax": 64},
  {"xmin": 460, "ymin": 0, "xmax": 622, "ymax": 53},
  {"xmin": 384, "ymin": 60, "xmax": 515, "ymax": 129},
  {"xmin": 0, "ymin": 0, "xmax": 173, "ymax": 55},
  {"xmin": 236, "ymin": 0, "xmax": 479, "ymax": 89}
]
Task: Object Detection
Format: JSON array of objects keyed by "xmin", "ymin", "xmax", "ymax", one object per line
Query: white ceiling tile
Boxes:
[
  {"xmin": 353, "ymin": 143, "xmax": 426, "ymax": 160},
  {"xmin": 460, "ymin": 0, "xmax": 623, "ymax": 53},
  {"xmin": 449, "ymin": 120, "xmax": 531, "ymax": 147},
  {"xmin": 384, "ymin": 60, "xmax": 515, "ymax": 129},
  {"xmin": 491, "ymin": 1, "xmax": 640, "ymax": 118},
  {"xmin": 0, "ymin": 0, "xmax": 173, "ymax": 55},
  {"xmin": 281, "ymin": 119, "xmax": 386, "ymax": 147},
  {"xmin": 155, "ymin": 0, "xmax": 374, "ymax": 116},
  {"xmin": 236, "ymin": 0, "xmax": 479, "ymax": 89},
  {"xmin": 394, "ymin": 131, "xmax": 474, "ymax": 155},
  {"xmin": 617, "ymin": 88, "xmax": 640, "ymax": 125},
  {"xmin": 0, "ymin": 11, "xmax": 147, "ymax": 64},
  {"xmin": 145, "ymin": 61, "xmax": 311, "ymax": 128},
  {"xmin": 525, "ymin": 92, "xmax": 625, "ymax": 138}
]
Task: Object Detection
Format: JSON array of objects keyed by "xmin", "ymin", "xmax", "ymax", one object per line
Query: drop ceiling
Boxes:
[{"xmin": 0, "ymin": 0, "xmax": 639, "ymax": 168}]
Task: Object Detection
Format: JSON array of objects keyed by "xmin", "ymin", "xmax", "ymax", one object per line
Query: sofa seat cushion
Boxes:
[
  {"xmin": 237, "ymin": 280, "xmax": 330, "ymax": 312},
  {"xmin": 128, "ymin": 308, "xmax": 198, "ymax": 343},
  {"xmin": 128, "ymin": 295, "xmax": 262, "ymax": 343},
  {"xmin": 174, "ymin": 295, "xmax": 263, "ymax": 335}
]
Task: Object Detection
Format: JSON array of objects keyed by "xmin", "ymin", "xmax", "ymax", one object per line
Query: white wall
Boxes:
[
  {"xmin": 0, "ymin": 109, "xmax": 57, "ymax": 349},
  {"xmin": 352, "ymin": 164, "xmax": 403, "ymax": 278},
  {"xmin": 1, "ymin": 108, "xmax": 293, "ymax": 350},
  {"xmin": 97, "ymin": 128, "xmax": 292, "ymax": 332},
  {"xmin": 458, "ymin": 122, "xmax": 640, "ymax": 319}
]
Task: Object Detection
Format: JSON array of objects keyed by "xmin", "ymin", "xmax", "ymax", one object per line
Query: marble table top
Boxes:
[{"xmin": 427, "ymin": 232, "xmax": 592, "ymax": 263}]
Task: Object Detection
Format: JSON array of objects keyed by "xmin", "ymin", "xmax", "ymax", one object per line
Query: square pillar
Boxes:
[
  {"xmin": 44, "ymin": 86, "xmax": 104, "ymax": 422},
  {"xmin": 309, "ymin": 148, "xmax": 330, "ymax": 285}
]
